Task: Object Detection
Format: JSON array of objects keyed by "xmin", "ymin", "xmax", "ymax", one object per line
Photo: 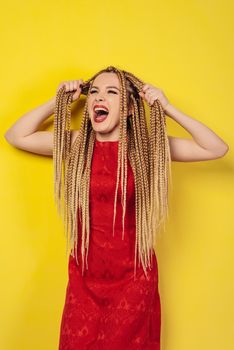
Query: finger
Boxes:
[
  {"xmin": 74, "ymin": 80, "xmax": 78, "ymax": 90},
  {"xmin": 78, "ymin": 79, "xmax": 83, "ymax": 88},
  {"xmin": 147, "ymin": 89, "xmax": 155, "ymax": 97},
  {"xmin": 145, "ymin": 91, "xmax": 151, "ymax": 99},
  {"xmin": 152, "ymin": 97, "xmax": 159, "ymax": 105},
  {"xmin": 58, "ymin": 81, "xmax": 64, "ymax": 89},
  {"xmin": 72, "ymin": 92, "xmax": 78, "ymax": 101},
  {"xmin": 60, "ymin": 82, "xmax": 67, "ymax": 92},
  {"xmin": 149, "ymin": 97, "xmax": 154, "ymax": 106},
  {"xmin": 142, "ymin": 84, "xmax": 151, "ymax": 92}
]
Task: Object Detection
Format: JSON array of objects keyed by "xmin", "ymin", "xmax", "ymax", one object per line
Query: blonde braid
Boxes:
[
  {"xmin": 123, "ymin": 69, "xmax": 172, "ymax": 242},
  {"xmin": 53, "ymin": 66, "xmax": 172, "ymax": 280},
  {"xmin": 129, "ymin": 97, "xmax": 150, "ymax": 278},
  {"xmin": 128, "ymin": 132, "xmax": 142, "ymax": 279}
]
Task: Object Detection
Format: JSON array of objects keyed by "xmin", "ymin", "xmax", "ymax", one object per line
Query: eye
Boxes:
[{"xmin": 90, "ymin": 90, "xmax": 118, "ymax": 94}]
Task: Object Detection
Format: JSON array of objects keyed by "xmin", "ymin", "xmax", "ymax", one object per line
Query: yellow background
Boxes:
[{"xmin": 1, "ymin": 0, "xmax": 233, "ymax": 349}]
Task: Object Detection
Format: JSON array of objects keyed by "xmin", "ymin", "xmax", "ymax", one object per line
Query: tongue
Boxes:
[{"xmin": 95, "ymin": 114, "xmax": 107, "ymax": 121}]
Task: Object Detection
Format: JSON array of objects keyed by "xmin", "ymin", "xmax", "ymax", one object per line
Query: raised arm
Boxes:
[
  {"xmin": 4, "ymin": 80, "xmax": 83, "ymax": 156},
  {"xmin": 165, "ymin": 104, "xmax": 229, "ymax": 162},
  {"xmin": 139, "ymin": 84, "xmax": 229, "ymax": 162}
]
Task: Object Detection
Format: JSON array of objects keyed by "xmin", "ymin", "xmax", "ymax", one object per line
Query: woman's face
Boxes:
[{"xmin": 87, "ymin": 72, "xmax": 132, "ymax": 141}]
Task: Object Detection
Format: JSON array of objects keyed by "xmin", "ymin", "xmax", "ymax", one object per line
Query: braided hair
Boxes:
[{"xmin": 53, "ymin": 65, "xmax": 172, "ymax": 280}]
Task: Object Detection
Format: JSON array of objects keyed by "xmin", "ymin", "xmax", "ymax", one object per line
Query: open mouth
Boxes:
[{"xmin": 93, "ymin": 108, "xmax": 109, "ymax": 123}]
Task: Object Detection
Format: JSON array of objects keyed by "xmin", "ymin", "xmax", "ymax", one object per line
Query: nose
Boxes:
[{"xmin": 95, "ymin": 93, "xmax": 105, "ymax": 101}]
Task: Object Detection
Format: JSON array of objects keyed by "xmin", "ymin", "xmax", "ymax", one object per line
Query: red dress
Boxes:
[{"xmin": 58, "ymin": 139, "xmax": 161, "ymax": 349}]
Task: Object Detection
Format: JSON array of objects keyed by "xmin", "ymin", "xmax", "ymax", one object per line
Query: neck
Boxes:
[{"xmin": 95, "ymin": 132, "xmax": 119, "ymax": 142}]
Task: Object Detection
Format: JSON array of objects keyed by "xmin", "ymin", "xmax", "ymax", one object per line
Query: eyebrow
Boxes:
[{"xmin": 91, "ymin": 85, "xmax": 120, "ymax": 91}]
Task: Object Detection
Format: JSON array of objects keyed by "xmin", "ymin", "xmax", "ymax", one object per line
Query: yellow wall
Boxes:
[{"xmin": 1, "ymin": 1, "xmax": 233, "ymax": 349}]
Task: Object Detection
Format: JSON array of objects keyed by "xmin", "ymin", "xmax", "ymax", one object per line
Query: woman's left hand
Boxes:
[{"xmin": 139, "ymin": 84, "xmax": 170, "ymax": 111}]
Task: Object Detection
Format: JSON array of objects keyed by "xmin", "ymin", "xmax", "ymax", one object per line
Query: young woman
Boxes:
[{"xmin": 4, "ymin": 66, "xmax": 229, "ymax": 350}]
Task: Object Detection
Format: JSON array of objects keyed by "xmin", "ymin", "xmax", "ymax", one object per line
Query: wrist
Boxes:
[
  {"xmin": 50, "ymin": 95, "xmax": 56, "ymax": 105},
  {"xmin": 45, "ymin": 96, "xmax": 56, "ymax": 116},
  {"xmin": 164, "ymin": 103, "xmax": 173, "ymax": 117}
]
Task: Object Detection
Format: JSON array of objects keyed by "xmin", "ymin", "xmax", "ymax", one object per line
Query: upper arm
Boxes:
[
  {"xmin": 6, "ymin": 130, "xmax": 80, "ymax": 157},
  {"xmin": 167, "ymin": 135, "xmax": 228, "ymax": 162}
]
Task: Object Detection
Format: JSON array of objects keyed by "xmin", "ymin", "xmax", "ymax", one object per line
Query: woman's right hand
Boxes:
[{"xmin": 56, "ymin": 79, "xmax": 84, "ymax": 102}]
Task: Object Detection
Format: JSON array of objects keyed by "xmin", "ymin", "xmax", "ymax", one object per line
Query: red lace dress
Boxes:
[{"xmin": 58, "ymin": 139, "xmax": 161, "ymax": 349}]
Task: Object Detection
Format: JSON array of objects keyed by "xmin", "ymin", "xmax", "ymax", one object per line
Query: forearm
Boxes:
[
  {"xmin": 164, "ymin": 103, "xmax": 229, "ymax": 153},
  {"xmin": 4, "ymin": 96, "xmax": 56, "ymax": 141}
]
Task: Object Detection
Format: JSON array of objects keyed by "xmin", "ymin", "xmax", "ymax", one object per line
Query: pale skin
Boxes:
[
  {"xmin": 87, "ymin": 72, "xmax": 134, "ymax": 142},
  {"xmin": 4, "ymin": 72, "xmax": 229, "ymax": 161}
]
